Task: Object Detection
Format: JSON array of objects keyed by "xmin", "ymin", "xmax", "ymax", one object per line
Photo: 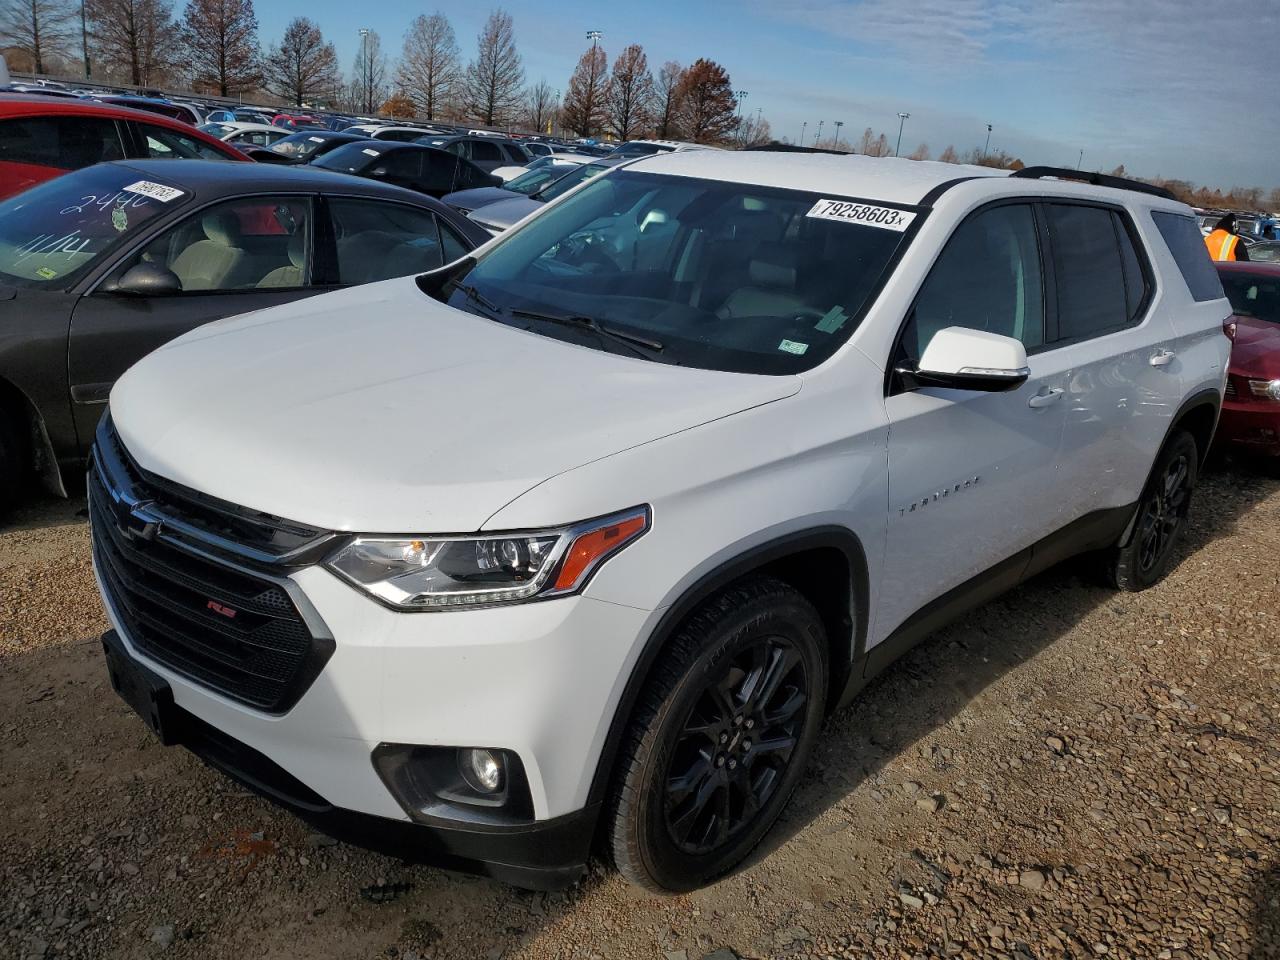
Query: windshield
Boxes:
[
  {"xmin": 198, "ymin": 123, "xmax": 235, "ymax": 138},
  {"xmin": 448, "ymin": 170, "xmax": 915, "ymax": 374},
  {"xmin": 1221, "ymin": 271, "xmax": 1280, "ymax": 324},
  {"xmin": 312, "ymin": 142, "xmax": 385, "ymax": 174},
  {"xmin": 535, "ymin": 163, "xmax": 611, "ymax": 202},
  {"xmin": 271, "ymin": 133, "xmax": 337, "ymax": 159},
  {"xmin": 0, "ymin": 166, "xmax": 186, "ymax": 288},
  {"xmin": 507, "ymin": 166, "xmax": 573, "ymax": 196}
]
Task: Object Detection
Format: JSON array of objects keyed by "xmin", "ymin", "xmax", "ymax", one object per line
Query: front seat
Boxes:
[
  {"xmin": 170, "ymin": 212, "xmax": 252, "ymax": 291},
  {"xmin": 256, "ymin": 231, "xmax": 306, "ymax": 288},
  {"xmin": 717, "ymin": 243, "xmax": 810, "ymax": 320}
]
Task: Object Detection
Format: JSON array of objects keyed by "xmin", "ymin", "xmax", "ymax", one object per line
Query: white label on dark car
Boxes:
[
  {"xmin": 362, "ymin": 148, "xmax": 380, "ymax": 156},
  {"xmin": 122, "ymin": 180, "xmax": 184, "ymax": 203},
  {"xmin": 778, "ymin": 339, "xmax": 809, "ymax": 355},
  {"xmin": 806, "ymin": 199, "xmax": 915, "ymax": 232},
  {"xmin": 309, "ymin": 136, "xmax": 325, "ymax": 143}
]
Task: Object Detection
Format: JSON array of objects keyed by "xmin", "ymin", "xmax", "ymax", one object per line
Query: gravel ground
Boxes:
[{"xmin": 2, "ymin": 460, "xmax": 1278, "ymax": 960}]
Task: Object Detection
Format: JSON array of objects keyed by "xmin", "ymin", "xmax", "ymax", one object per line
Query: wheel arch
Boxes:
[
  {"xmin": 585, "ymin": 526, "xmax": 869, "ymax": 808},
  {"xmin": 0, "ymin": 374, "xmax": 65, "ymax": 497},
  {"xmin": 1169, "ymin": 386, "xmax": 1222, "ymax": 466}
]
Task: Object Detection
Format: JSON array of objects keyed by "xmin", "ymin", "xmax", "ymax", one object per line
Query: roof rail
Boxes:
[{"xmin": 1010, "ymin": 165, "xmax": 1177, "ymax": 202}]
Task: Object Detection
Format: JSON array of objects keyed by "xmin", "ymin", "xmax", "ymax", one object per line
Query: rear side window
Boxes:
[
  {"xmin": 1151, "ymin": 211, "xmax": 1224, "ymax": 302},
  {"xmin": 1047, "ymin": 203, "xmax": 1130, "ymax": 341},
  {"xmin": 470, "ymin": 140, "xmax": 503, "ymax": 163},
  {"xmin": 0, "ymin": 117, "xmax": 126, "ymax": 169}
]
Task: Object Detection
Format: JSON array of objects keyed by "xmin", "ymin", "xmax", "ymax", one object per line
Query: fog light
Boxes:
[{"xmin": 459, "ymin": 748, "xmax": 504, "ymax": 794}]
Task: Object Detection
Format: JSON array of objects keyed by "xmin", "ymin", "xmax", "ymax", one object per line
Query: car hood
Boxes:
[
  {"xmin": 441, "ymin": 186, "xmax": 521, "ymax": 211},
  {"xmin": 1231, "ymin": 315, "xmax": 1280, "ymax": 377},
  {"xmin": 109, "ymin": 278, "xmax": 800, "ymax": 533},
  {"xmin": 469, "ymin": 196, "xmax": 543, "ymax": 231}
]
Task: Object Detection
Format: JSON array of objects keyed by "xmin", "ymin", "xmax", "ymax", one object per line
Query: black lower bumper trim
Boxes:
[{"xmin": 101, "ymin": 630, "xmax": 596, "ymax": 890}]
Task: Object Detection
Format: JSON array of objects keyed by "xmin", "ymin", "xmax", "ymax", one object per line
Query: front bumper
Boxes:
[
  {"xmin": 100, "ymin": 627, "xmax": 601, "ymax": 889},
  {"xmin": 1215, "ymin": 398, "xmax": 1280, "ymax": 456}
]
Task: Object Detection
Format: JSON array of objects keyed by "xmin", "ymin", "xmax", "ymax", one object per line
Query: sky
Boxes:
[{"xmin": 255, "ymin": 0, "xmax": 1280, "ymax": 191}]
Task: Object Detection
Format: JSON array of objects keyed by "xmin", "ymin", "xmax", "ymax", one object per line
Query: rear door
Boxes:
[
  {"xmin": 1042, "ymin": 201, "xmax": 1182, "ymax": 524},
  {"xmin": 67, "ymin": 194, "xmax": 321, "ymax": 447}
]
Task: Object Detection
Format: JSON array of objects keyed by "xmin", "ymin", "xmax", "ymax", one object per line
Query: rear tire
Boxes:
[
  {"xmin": 606, "ymin": 577, "xmax": 827, "ymax": 893},
  {"xmin": 1106, "ymin": 430, "xmax": 1198, "ymax": 592}
]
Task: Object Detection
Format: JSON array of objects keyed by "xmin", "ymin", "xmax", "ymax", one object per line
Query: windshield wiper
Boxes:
[
  {"xmin": 510, "ymin": 308, "xmax": 667, "ymax": 360},
  {"xmin": 446, "ymin": 278, "xmax": 501, "ymax": 316}
]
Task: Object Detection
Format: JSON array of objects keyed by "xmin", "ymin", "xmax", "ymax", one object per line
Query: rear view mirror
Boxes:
[
  {"xmin": 108, "ymin": 262, "xmax": 182, "ymax": 297},
  {"xmin": 900, "ymin": 326, "xmax": 1030, "ymax": 392}
]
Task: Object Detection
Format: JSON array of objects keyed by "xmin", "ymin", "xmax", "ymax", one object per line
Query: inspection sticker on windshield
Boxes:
[
  {"xmin": 309, "ymin": 136, "xmax": 325, "ymax": 143},
  {"xmin": 806, "ymin": 199, "xmax": 915, "ymax": 232},
  {"xmin": 121, "ymin": 180, "xmax": 183, "ymax": 203},
  {"xmin": 778, "ymin": 339, "xmax": 809, "ymax": 356},
  {"xmin": 362, "ymin": 148, "xmax": 380, "ymax": 156}
]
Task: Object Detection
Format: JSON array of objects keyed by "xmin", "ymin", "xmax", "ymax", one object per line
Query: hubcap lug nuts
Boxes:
[
  {"xmin": 743, "ymin": 739, "xmax": 752, "ymax": 751},
  {"xmin": 745, "ymin": 718, "xmax": 755, "ymax": 730},
  {"xmin": 719, "ymin": 732, "xmax": 729, "ymax": 745},
  {"xmin": 715, "ymin": 755, "xmax": 725, "ymax": 767},
  {"xmin": 727, "ymin": 758, "xmax": 738, "ymax": 770},
  {"xmin": 733, "ymin": 716, "xmax": 743, "ymax": 727}
]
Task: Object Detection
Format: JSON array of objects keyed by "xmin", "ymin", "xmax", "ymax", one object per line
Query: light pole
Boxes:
[
  {"xmin": 983, "ymin": 123, "xmax": 992, "ymax": 161},
  {"xmin": 816, "ymin": 119, "xmax": 824, "ymax": 144},
  {"xmin": 1077, "ymin": 149, "xmax": 1084, "ymax": 170},
  {"xmin": 894, "ymin": 112, "xmax": 910, "ymax": 157},
  {"xmin": 359, "ymin": 28, "xmax": 370, "ymax": 113},
  {"xmin": 735, "ymin": 90, "xmax": 748, "ymax": 116},
  {"xmin": 80, "ymin": 0, "xmax": 90, "ymax": 79},
  {"xmin": 800, "ymin": 121, "xmax": 807, "ymax": 146},
  {"xmin": 586, "ymin": 29, "xmax": 602, "ymax": 50},
  {"xmin": 833, "ymin": 120, "xmax": 844, "ymax": 148}
]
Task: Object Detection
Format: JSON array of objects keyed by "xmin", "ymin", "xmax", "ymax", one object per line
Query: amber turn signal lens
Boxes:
[{"xmin": 552, "ymin": 512, "xmax": 648, "ymax": 592}]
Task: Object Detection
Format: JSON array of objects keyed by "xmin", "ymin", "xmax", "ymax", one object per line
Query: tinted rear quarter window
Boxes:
[
  {"xmin": 1047, "ymin": 203, "xmax": 1129, "ymax": 341},
  {"xmin": 1151, "ymin": 211, "xmax": 1225, "ymax": 302}
]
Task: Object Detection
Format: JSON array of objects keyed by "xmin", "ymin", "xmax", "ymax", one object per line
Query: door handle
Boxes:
[
  {"xmin": 1027, "ymin": 387, "xmax": 1064, "ymax": 409},
  {"xmin": 1149, "ymin": 349, "xmax": 1176, "ymax": 367}
]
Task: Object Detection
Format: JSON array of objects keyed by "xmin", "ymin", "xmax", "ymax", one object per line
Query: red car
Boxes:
[
  {"xmin": 0, "ymin": 94, "xmax": 248, "ymax": 201},
  {"xmin": 1216, "ymin": 261, "xmax": 1280, "ymax": 463}
]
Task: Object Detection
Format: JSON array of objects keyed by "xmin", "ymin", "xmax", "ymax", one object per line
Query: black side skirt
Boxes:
[{"xmin": 839, "ymin": 503, "xmax": 1134, "ymax": 707}]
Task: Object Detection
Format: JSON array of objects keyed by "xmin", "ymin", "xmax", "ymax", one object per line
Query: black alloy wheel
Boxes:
[{"xmin": 607, "ymin": 577, "xmax": 828, "ymax": 892}]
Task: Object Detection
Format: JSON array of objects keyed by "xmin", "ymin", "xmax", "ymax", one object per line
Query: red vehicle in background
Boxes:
[
  {"xmin": 0, "ymin": 94, "xmax": 248, "ymax": 201},
  {"xmin": 1216, "ymin": 261, "xmax": 1280, "ymax": 466}
]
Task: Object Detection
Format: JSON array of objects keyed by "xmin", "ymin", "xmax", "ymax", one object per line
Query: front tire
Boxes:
[
  {"xmin": 1107, "ymin": 430, "xmax": 1199, "ymax": 591},
  {"xmin": 606, "ymin": 577, "xmax": 827, "ymax": 893}
]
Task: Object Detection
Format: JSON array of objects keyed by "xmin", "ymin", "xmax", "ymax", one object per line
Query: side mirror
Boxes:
[
  {"xmin": 107, "ymin": 262, "xmax": 182, "ymax": 297},
  {"xmin": 899, "ymin": 326, "xmax": 1030, "ymax": 392}
]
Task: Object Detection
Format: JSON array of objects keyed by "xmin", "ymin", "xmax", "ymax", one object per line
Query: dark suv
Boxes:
[
  {"xmin": 312, "ymin": 142, "xmax": 501, "ymax": 197},
  {"xmin": 414, "ymin": 134, "xmax": 531, "ymax": 172}
]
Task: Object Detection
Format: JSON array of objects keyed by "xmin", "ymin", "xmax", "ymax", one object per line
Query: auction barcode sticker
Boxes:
[
  {"xmin": 122, "ymin": 180, "xmax": 184, "ymax": 203},
  {"xmin": 806, "ymin": 199, "xmax": 915, "ymax": 232}
]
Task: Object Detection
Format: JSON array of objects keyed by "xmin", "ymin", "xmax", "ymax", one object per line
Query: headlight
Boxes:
[
  {"xmin": 326, "ymin": 507, "xmax": 649, "ymax": 609},
  {"xmin": 1247, "ymin": 378, "xmax": 1280, "ymax": 401}
]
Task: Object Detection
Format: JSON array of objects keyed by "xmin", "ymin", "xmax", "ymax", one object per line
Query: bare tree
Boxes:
[
  {"xmin": 0, "ymin": 0, "xmax": 73, "ymax": 74},
  {"xmin": 938, "ymin": 144, "xmax": 959, "ymax": 163},
  {"xmin": 351, "ymin": 28, "xmax": 388, "ymax": 114},
  {"xmin": 654, "ymin": 60, "xmax": 681, "ymax": 138},
  {"xmin": 463, "ymin": 8, "xmax": 523, "ymax": 127},
  {"xmin": 397, "ymin": 12, "xmax": 460, "ymax": 121},
  {"xmin": 560, "ymin": 42, "xmax": 607, "ymax": 138},
  {"xmin": 907, "ymin": 143, "xmax": 930, "ymax": 161},
  {"xmin": 733, "ymin": 111, "xmax": 771, "ymax": 147},
  {"xmin": 85, "ymin": 0, "xmax": 178, "ymax": 85},
  {"xmin": 606, "ymin": 43, "xmax": 653, "ymax": 142},
  {"xmin": 179, "ymin": 0, "xmax": 259, "ymax": 96},
  {"xmin": 261, "ymin": 16, "xmax": 338, "ymax": 107},
  {"xmin": 676, "ymin": 58, "xmax": 737, "ymax": 144},
  {"xmin": 523, "ymin": 78, "xmax": 557, "ymax": 134},
  {"xmin": 854, "ymin": 127, "xmax": 890, "ymax": 156}
]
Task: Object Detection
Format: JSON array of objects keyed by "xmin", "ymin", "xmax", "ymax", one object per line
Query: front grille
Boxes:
[
  {"xmin": 1225, "ymin": 378, "xmax": 1238, "ymax": 400},
  {"xmin": 90, "ymin": 419, "xmax": 334, "ymax": 713}
]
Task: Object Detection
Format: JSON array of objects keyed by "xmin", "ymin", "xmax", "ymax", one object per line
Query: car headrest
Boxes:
[
  {"xmin": 201, "ymin": 212, "xmax": 242, "ymax": 246},
  {"xmin": 748, "ymin": 243, "xmax": 799, "ymax": 289}
]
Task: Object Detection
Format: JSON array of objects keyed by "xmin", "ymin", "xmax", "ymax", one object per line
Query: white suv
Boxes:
[{"xmin": 90, "ymin": 152, "xmax": 1230, "ymax": 892}]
